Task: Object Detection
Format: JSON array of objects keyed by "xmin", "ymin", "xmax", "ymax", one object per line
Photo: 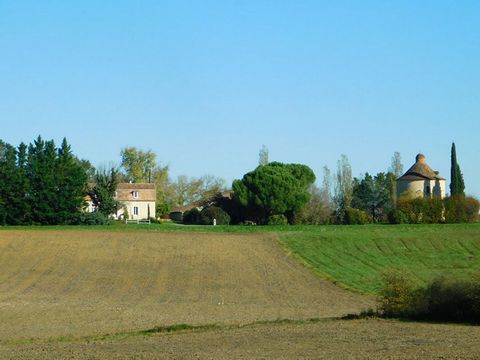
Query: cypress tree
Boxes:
[{"xmin": 450, "ymin": 142, "xmax": 465, "ymax": 196}]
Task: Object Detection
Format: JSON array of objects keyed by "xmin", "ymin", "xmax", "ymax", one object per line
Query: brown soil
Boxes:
[
  {"xmin": 0, "ymin": 230, "xmax": 372, "ymax": 341},
  {"xmin": 1, "ymin": 319, "xmax": 479, "ymax": 359}
]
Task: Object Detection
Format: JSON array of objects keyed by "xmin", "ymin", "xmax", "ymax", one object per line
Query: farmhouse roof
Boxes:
[
  {"xmin": 85, "ymin": 183, "xmax": 156, "ymax": 202},
  {"xmin": 170, "ymin": 190, "xmax": 233, "ymax": 214},
  {"xmin": 116, "ymin": 183, "xmax": 156, "ymax": 202},
  {"xmin": 398, "ymin": 154, "xmax": 445, "ymax": 181},
  {"xmin": 117, "ymin": 183, "xmax": 155, "ymax": 190}
]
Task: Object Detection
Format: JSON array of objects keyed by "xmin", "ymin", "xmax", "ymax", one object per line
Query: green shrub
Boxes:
[
  {"xmin": 267, "ymin": 214, "xmax": 288, "ymax": 225},
  {"xmin": 200, "ymin": 206, "xmax": 230, "ymax": 225},
  {"xmin": 393, "ymin": 196, "xmax": 480, "ymax": 224},
  {"xmin": 378, "ymin": 271, "xmax": 416, "ymax": 317},
  {"xmin": 444, "ymin": 196, "xmax": 480, "ymax": 223},
  {"xmin": 420, "ymin": 275, "xmax": 480, "ymax": 323},
  {"xmin": 342, "ymin": 208, "xmax": 370, "ymax": 225},
  {"xmin": 421, "ymin": 197, "xmax": 444, "ymax": 223},
  {"xmin": 182, "ymin": 208, "xmax": 202, "ymax": 225},
  {"xmin": 394, "ymin": 197, "xmax": 445, "ymax": 224},
  {"xmin": 379, "ymin": 272, "xmax": 480, "ymax": 324},
  {"xmin": 71, "ymin": 212, "xmax": 112, "ymax": 225},
  {"xmin": 396, "ymin": 197, "xmax": 424, "ymax": 224},
  {"xmin": 387, "ymin": 209, "xmax": 409, "ymax": 224},
  {"xmin": 156, "ymin": 203, "xmax": 172, "ymax": 217}
]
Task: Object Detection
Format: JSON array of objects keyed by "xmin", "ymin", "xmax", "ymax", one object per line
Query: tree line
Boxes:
[
  {"xmin": 0, "ymin": 136, "xmax": 477, "ymax": 225},
  {"xmin": 0, "ymin": 137, "xmax": 89, "ymax": 225}
]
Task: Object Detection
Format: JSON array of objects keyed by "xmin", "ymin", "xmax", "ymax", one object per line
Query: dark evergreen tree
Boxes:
[
  {"xmin": 0, "ymin": 141, "xmax": 18, "ymax": 224},
  {"xmin": 26, "ymin": 137, "xmax": 58, "ymax": 224},
  {"xmin": 450, "ymin": 142, "xmax": 465, "ymax": 196},
  {"xmin": 0, "ymin": 141, "xmax": 31, "ymax": 224},
  {"xmin": 55, "ymin": 138, "xmax": 88, "ymax": 224},
  {"xmin": 0, "ymin": 136, "xmax": 88, "ymax": 225},
  {"xmin": 16, "ymin": 142, "xmax": 32, "ymax": 223}
]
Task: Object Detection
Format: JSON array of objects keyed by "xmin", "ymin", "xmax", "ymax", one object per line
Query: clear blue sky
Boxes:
[{"xmin": 1, "ymin": 1, "xmax": 479, "ymax": 196}]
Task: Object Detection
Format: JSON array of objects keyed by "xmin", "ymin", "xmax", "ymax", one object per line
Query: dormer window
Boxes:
[{"xmin": 133, "ymin": 191, "xmax": 139, "ymax": 199}]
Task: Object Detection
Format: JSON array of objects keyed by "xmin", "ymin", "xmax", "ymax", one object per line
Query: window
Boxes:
[
  {"xmin": 133, "ymin": 191, "xmax": 139, "ymax": 199},
  {"xmin": 133, "ymin": 206, "xmax": 139, "ymax": 216}
]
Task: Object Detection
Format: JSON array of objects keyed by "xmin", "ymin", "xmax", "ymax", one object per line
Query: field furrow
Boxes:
[{"xmin": 0, "ymin": 230, "xmax": 372, "ymax": 341}]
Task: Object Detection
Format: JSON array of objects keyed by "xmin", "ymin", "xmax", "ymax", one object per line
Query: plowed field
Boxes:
[
  {"xmin": 2, "ymin": 319, "xmax": 480, "ymax": 359},
  {"xmin": 0, "ymin": 230, "xmax": 372, "ymax": 342}
]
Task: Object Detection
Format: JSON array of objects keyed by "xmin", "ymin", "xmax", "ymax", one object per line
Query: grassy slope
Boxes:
[{"xmin": 279, "ymin": 224, "xmax": 480, "ymax": 294}]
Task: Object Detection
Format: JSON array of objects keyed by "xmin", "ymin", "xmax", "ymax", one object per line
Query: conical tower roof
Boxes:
[{"xmin": 398, "ymin": 154, "xmax": 445, "ymax": 181}]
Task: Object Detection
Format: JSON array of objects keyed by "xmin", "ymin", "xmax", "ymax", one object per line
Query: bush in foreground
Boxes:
[{"xmin": 379, "ymin": 272, "xmax": 480, "ymax": 324}]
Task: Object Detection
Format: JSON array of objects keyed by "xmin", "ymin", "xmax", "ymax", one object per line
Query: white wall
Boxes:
[
  {"xmin": 116, "ymin": 201, "xmax": 156, "ymax": 220},
  {"xmin": 397, "ymin": 179, "xmax": 446, "ymax": 199}
]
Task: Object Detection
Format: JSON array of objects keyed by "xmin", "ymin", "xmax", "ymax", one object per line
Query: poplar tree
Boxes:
[
  {"xmin": 258, "ymin": 145, "xmax": 269, "ymax": 166},
  {"xmin": 334, "ymin": 154, "xmax": 353, "ymax": 215},
  {"xmin": 450, "ymin": 142, "xmax": 465, "ymax": 196}
]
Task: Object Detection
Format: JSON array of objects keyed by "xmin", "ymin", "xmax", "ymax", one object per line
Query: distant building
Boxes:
[
  {"xmin": 169, "ymin": 190, "xmax": 233, "ymax": 222},
  {"xmin": 86, "ymin": 183, "xmax": 156, "ymax": 220},
  {"xmin": 397, "ymin": 154, "xmax": 446, "ymax": 199}
]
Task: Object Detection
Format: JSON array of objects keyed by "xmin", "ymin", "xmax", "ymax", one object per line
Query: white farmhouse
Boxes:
[
  {"xmin": 397, "ymin": 154, "xmax": 446, "ymax": 199},
  {"xmin": 86, "ymin": 183, "xmax": 156, "ymax": 220},
  {"xmin": 115, "ymin": 183, "xmax": 156, "ymax": 220}
]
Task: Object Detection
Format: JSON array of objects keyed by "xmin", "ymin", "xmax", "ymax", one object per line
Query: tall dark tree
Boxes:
[
  {"xmin": 0, "ymin": 141, "xmax": 24, "ymax": 224},
  {"xmin": 450, "ymin": 142, "xmax": 465, "ymax": 196},
  {"xmin": 55, "ymin": 138, "xmax": 89, "ymax": 224},
  {"xmin": 26, "ymin": 137, "xmax": 58, "ymax": 224},
  {"xmin": 16, "ymin": 142, "xmax": 31, "ymax": 223}
]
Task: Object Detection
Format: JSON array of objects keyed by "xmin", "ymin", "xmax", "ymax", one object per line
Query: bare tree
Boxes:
[
  {"xmin": 320, "ymin": 166, "xmax": 333, "ymax": 205},
  {"xmin": 334, "ymin": 154, "xmax": 353, "ymax": 216},
  {"xmin": 389, "ymin": 151, "xmax": 404, "ymax": 178},
  {"xmin": 258, "ymin": 145, "xmax": 269, "ymax": 166},
  {"xmin": 388, "ymin": 151, "xmax": 404, "ymax": 206}
]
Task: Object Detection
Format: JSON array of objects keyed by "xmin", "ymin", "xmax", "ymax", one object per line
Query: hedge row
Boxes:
[{"xmin": 388, "ymin": 196, "xmax": 479, "ymax": 224}]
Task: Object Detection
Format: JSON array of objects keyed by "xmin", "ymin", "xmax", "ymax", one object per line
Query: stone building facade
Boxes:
[
  {"xmin": 86, "ymin": 183, "xmax": 156, "ymax": 220},
  {"xmin": 397, "ymin": 154, "xmax": 446, "ymax": 199}
]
